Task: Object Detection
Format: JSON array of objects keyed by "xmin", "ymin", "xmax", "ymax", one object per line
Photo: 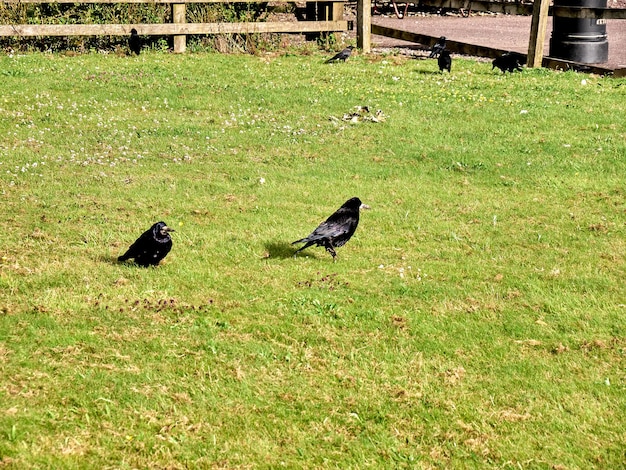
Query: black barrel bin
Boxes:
[{"xmin": 550, "ymin": 0, "xmax": 609, "ymax": 64}]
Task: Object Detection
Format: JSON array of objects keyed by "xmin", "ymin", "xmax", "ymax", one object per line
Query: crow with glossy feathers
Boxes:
[
  {"xmin": 492, "ymin": 53, "xmax": 524, "ymax": 73},
  {"xmin": 428, "ymin": 36, "xmax": 446, "ymax": 58},
  {"xmin": 292, "ymin": 197, "xmax": 369, "ymax": 260},
  {"xmin": 118, "ymin": 221, "xmax": 174, "ymax": 267},
  {"xmin": 326, "ymin": 46, "xmax": 355, "ymax": 63},
  {"xmin": 438, "ymin": 50, "xmax": 452, "ymax": 72},
  {"xmin": 129, "ymin": 28, "xmax": 141, "ymax": 55}
]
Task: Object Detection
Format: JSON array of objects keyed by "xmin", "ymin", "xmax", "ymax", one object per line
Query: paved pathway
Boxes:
[{"xmin": 370, "ymin": 14, "xmax": 626, "ymax": 69}]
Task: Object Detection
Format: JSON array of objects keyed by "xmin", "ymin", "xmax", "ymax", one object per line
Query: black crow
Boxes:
[
  {"xmin": 428, "ymin": 36, "xmax": 446, "ymax": 58},
  {"xmin": 438, "ymin": 50, "xmax": 452, "ymax": 72},
  {"xmin": 129, "ymin": 28, "xmax": 141, "ymax": 56},
  {"xmin": 492, "ymin": 53, "xmax": 524, "ymax": 73},
  {"xmin": 118, "ymin": 221, "xmax": 174, "ymax": 267},
  {"xmin": 326, "ymin": 46, "xmax": 355, "ymax": 63},
  {"xmin": 292, "ymin": 197, "xmax": 369, "ymax": 260}
]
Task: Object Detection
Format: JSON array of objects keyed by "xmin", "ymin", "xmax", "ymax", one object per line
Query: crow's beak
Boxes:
[
  {"xmin": 360, "ymin": 204, "xmax": 371, "ymax": 210},
  {"xmin": 163, "ymin": 226, "xmax": 175, "ymax": 233}
]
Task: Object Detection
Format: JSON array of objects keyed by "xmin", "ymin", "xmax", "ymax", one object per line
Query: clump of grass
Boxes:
[{"xmin": 0, "ymin": 51, "xmax": 625, "ymax": 468}]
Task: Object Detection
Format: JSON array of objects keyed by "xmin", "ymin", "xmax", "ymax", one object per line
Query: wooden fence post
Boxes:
[
  {"xmin": 173, "ymin": 3, "xmax": 186, "ymax": 53},
  {"xmin": 527, "ymin": 0, "xmax": 551, "ymax": 67},
  {"xmin": 356, "ymin": 0, "xmax": 371, "ymax": 53},
  {"xmin": 332, "ymin": 1, "xmax": 344, "ymax": 24}
]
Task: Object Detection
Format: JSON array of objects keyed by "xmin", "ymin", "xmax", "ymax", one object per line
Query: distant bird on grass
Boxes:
[
  {"xmin": 438, "ymin": 50, "xmax": 452, "ymax": 72},
  {"xmin": 118, "ymin": 221, "xmax": 174, "ymax": 267},
  {"xmin": 428, "ymin": 36, "xmax": 446, "ymax": 58},
  {"xmin": 492, "ymin": 53, "xmax": 524, "ymax": 73},
  {"xmin": 129, "ymin": 28, "xmax": 141, "ymax": 56},
  {"xmin": 326, "ymin": 46, "xmax": 355, "ymax": 63},
  {"xmin": 292, "ymin": 197, "xmax": 369, "ymax": 261}
]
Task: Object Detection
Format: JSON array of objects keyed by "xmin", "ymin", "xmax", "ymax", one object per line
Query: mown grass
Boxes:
[{"xmin": 0, "ymin": 49, "xmax": 625, "ymax": 468}]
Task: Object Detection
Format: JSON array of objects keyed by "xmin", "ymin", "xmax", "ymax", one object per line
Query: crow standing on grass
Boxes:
[
  {"xmin": 292, "ymin": 197, "xmax": 369, "ymax": 261},
  {"xmin": 129, "ymin": 28, "xmax": 141, "ymax": 56},
  {"xmin": 492, "ymin": 53, "xmax": 524, "ymax": 73},
  {"xmin": 428, "ymin": 36, "xmax": 446, "ymax": 58},
  {"xmin": 118, "ymin": 221, "xmax": 174, "ymax": 267},
  {"xmin": 326, "ymin": 46, "xmax": 355, "ymax": 63},
  {"xmin": 438, "ymin": 50, "xmax": 452, "ymax": 72}
]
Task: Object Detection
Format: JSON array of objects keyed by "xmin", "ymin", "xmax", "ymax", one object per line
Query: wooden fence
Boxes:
[
  {"xmin": 2, "ymin": 0, "xmax": 625, "ymax": 69},
  {"xmin": 0, "ymin": 0, "xmax": 348, "ymax": 52}
]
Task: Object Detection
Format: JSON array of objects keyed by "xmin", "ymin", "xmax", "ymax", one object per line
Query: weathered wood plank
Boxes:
[
  {"xmin": 541, "ymin": 56, "xmax": 626, "ymax": 77},
  {"xmin": 527, "ymin": 0, "xmax": 550, "ymax": 67},
  {"xmin": 172, "ymin": 3, "xmax": 186, "ymax": 53},
  {"xmin": 0, "ymin": 21, "xmax": 347, "ymax": 37},
  {"xmin": 357, "ymin": 0, "xmax": 371, "ymax": 53},
  {"xmin": 331, "ymin": 1, "xmax": 344, "ymax": 22}
]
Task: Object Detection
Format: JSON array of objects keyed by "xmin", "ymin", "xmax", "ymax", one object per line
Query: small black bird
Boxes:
[
  {"xmin": 428, "ymin": 36, "xmax": 446, "ymax": 58},
  {"xmin": 438, "ymin": 50, "xmax": 452, "ymax": 73},
  {"xmin": 292, "ymin": 197, "xmax": 369, "ymax": 260},
  {"xmin": 128, "ymin": 28, "xmax": 141, "ymax": 56},
  {"xmin": 492, "ymin": 53, "xmax": 524, "ymax": 73},
  {"xmin": 118, "ymin": 221, "xmax": 174, "ymax": 267},
  {"xmin": 326, "ymin": 46, "xmax": 355, "ymax": 63}
]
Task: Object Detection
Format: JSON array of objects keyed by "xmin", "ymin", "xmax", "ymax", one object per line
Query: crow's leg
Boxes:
[{"xmin": 325, "ymin": 245, "xmax": 337, "ymax": 261}]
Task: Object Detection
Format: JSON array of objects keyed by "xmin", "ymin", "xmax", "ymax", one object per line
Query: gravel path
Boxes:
[{"xmin": 367, "ymin": 12, "xmax": 626, "ymax": 69}]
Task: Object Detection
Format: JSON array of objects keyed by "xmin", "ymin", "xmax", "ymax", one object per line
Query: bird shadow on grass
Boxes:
[
  {"xmin": 263, "ymin": 241, "xmax": 297, "ymax": 260},
  {"xmin": 101, "ymin": 255, "xmax": 150, "ymax": 268},
  {"xmin": 99, "ymin": 254, "xmax": 123, "ymax": 266},
  {"xmin": 263, "ymin": 241, "xmax": 320, "ymax": 260},
  {"xmin": 413, "ymin": 69, "xmax": 446, "ymax": 76}
]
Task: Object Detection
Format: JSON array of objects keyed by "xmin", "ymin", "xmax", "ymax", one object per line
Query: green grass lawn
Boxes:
[{"xmin": 0, "ymin": 49, "xmax": 625, "ymax": 468}]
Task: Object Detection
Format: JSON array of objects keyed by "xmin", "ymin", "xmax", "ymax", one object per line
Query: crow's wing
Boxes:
[
  {"xmin": 428, "ymin": 40, "xmax": 445, "ymax": 58},
  {"xmin": 133, "ymin": 238, "xmax": 172, "ymax": 266},
  {"xmin": 304, "ymin": 208, "xmax": 358, "ymax": 243},
  {"xmin": 118, "ymin": 228, "xmax": 155, "ymax": 261},
  {"xmin": 326, "ymin": 48, "xmax": 351, "ymax": 62}
]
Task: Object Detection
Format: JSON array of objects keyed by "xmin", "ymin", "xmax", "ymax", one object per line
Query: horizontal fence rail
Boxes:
[{"xmin": 0, "ymin": 21, "xmax": 348, "ymax": 37}]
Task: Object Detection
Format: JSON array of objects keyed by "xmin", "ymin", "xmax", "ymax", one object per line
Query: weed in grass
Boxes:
[{"xmin": 0, "ymin": 51, "xmax": 625, "ymax": 468}]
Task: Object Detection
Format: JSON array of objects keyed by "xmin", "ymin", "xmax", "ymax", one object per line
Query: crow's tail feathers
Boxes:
[{"xmin": 292, "ymin": 239, "xmax": 315, "ymax": 256}]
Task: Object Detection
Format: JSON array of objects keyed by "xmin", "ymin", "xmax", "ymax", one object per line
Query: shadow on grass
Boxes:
[
  {"xmin": 264, "ymin": 241, "xmax": 320, "ymax": 260},
  {"xmin": 100, "ymin": 254, "xmax": 124, "ymax": 266},
  {"xmin": 103, "ymin": 255, "xmax": 161, "ymax": 268},
  {"xmin": 413, "ymin": 69, "xmax": 447, "ymax": 76},
  {"xmin": 264, "ymin": 241, "xmax": 297, "ymax": 260}
]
